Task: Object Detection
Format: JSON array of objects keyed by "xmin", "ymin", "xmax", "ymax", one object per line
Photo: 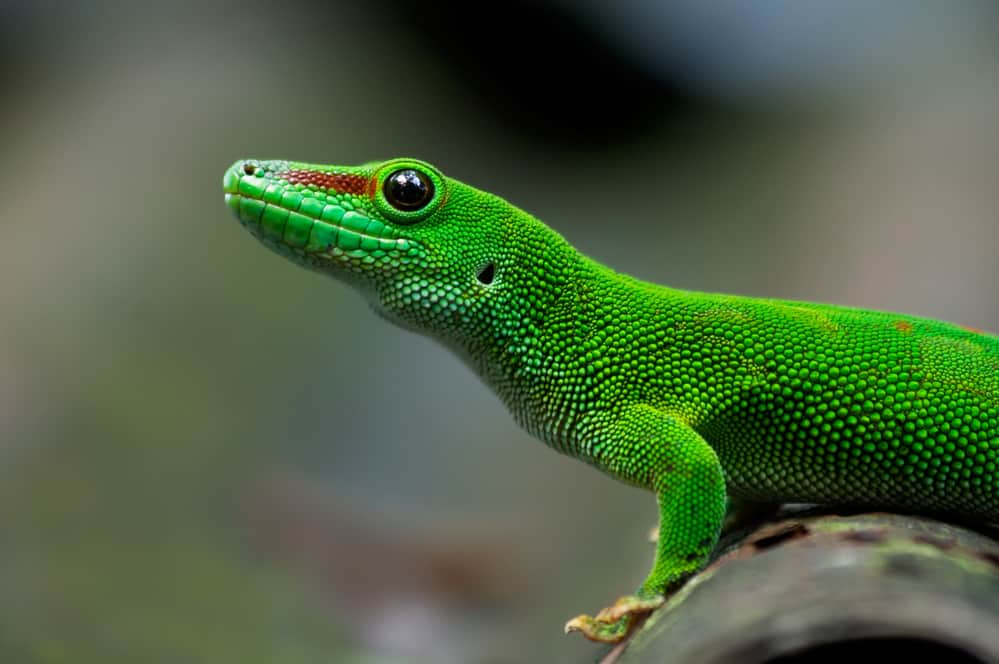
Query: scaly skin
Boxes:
[{"xmin": 223, "ymin": 158, "xmax": 999, "ymax": 643}]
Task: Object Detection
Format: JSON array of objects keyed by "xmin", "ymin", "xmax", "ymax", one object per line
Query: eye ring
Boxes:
[
  {"xmin": 383, "ymin": 169, "xmax": 434, "ymax": 211},
  {"xmin": 372, "ymin": 160, "xmax": 446, "ymax": 223}
]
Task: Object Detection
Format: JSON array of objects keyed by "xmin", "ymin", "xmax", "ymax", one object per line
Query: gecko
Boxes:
[{"xmin": 223, "ymin": 157, "xmax": 998, "ymax": 643}]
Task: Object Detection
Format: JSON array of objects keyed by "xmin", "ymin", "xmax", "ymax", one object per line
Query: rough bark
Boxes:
[{"xmin": 603, "ymin": 510, "xmax": 999, "ymax": 664}]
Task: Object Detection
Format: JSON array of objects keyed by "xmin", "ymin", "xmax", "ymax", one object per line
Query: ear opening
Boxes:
[{"xmin": 476, "ymin": 261, "xmax": 496, "ymax": 285}]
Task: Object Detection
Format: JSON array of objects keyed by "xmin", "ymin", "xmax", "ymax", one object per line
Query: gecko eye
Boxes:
[{"xmin": 384, "ymin": 169, "xmax": 434, "ymax": 211}]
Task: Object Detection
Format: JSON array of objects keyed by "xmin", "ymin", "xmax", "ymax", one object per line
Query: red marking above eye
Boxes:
[
  {"xmin": 280, "ymin": 169, "xmax": 369, "ymax": 195},
  {"xmin": 959, "ymin": 324, "xmax": 984, "ymax": 335}
]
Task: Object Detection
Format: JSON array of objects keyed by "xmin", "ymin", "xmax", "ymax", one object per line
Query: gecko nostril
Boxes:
[{"xmin": 242, "ymin": 162, "xmax": 257, "ymax": 176}]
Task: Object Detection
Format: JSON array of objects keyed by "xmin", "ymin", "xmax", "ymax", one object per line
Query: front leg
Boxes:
[
  {"xmin": 565, "ymin": 405, "xmax": 727, "ymax": 643},
  {"xmin": 648, "ymin": 497, "xmax": 781, "ymax": 543}
]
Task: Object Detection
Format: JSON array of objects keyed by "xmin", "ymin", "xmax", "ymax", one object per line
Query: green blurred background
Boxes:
[{"xmin": 1, "ymin": 2, "xmax": 997, "ymax": 662}]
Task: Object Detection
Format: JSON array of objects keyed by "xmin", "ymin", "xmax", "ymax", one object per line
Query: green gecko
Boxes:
[{"xmin": 223, "ymin": 157, "xmax": 998, "ymax": 643}]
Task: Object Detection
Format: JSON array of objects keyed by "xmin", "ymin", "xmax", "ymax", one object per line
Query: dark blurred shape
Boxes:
[
  {"xmin": 378, "ymin": 0, "xmax": 694, "ymax": 143},
  {"xmin": 613, "ymin": 511, "xmax": 999, "ymax": 663},
  {"xmin": 568, "ymin": 1, "xmax": 999, "ymax": 103},
  {"xmin": 764, "ymin": 638, "xmax": 985, "ymax": 664},
  {"xmin": 0, "ymin": 6, "xmax": 26, "ymax": 90}
]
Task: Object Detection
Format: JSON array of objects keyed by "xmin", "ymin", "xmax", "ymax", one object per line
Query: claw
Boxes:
[{"xmin": 563, "ymin": 616, "xmax": 586, "ymax": 635}]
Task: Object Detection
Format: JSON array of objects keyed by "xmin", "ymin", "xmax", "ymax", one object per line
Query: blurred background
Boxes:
[{"xmin": 1, "ymin": 1, "xmax": 997, "ymax": 662}]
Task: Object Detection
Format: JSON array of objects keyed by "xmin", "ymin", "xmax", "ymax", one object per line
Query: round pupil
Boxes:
[{"xmin": 384, "ymin": 169, "xmax": 433, "ymax": 210}]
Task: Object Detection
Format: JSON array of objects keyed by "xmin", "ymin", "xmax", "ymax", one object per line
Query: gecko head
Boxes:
[{"xmin": 224, "ymin": 157, "xmax": 557, "ymax": 337}]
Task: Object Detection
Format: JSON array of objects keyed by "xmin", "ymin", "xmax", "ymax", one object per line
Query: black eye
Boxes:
[{"xmin": 383, "ymin": 169, "xmax": 434, "ymax": 211}]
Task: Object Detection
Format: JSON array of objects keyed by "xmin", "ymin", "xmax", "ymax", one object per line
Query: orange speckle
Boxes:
[{"xmin": 894, "ymin": 320, "xmax": 914, "ymax": 333}]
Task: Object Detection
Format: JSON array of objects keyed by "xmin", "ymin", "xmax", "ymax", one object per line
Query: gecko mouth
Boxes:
[{"xmin": 223, "ymin": 160, "xmax": 414, "ymax": 260}]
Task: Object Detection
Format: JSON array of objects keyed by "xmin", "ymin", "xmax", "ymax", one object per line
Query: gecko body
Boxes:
[{"xmin": 224, "ymin": 158, "xmax": 998, "ymax": 642}]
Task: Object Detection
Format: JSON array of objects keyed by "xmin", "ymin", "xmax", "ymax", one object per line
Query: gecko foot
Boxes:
[{"xmin": 563, "ymin": 594, "xmax": 665, "ymax": 643}]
